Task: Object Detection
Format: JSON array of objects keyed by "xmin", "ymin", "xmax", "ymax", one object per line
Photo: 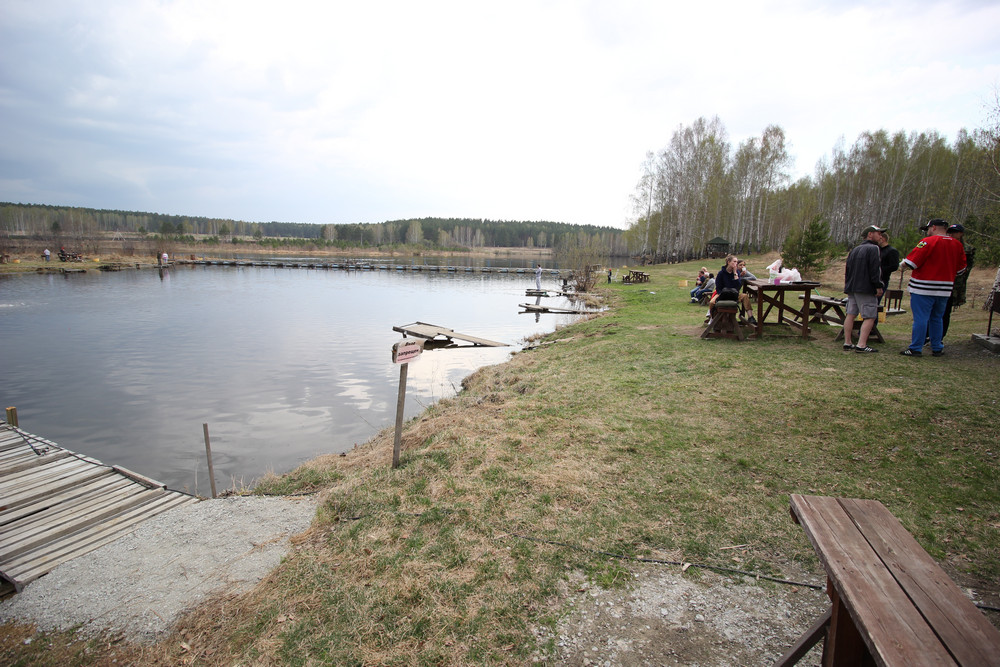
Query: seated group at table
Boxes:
[
  {"xmin": 698, "ymin": 255, "xmax": 757, "ymax": 326},
  {"xmin": 689, "ymin": 267, "xmax": 715, "ymax": 303}
]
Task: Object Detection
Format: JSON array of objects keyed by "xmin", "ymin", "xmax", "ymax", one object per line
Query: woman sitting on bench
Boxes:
[{"xmin": 706, "ymin": 255, "xmax": 742, "ymax": 322}]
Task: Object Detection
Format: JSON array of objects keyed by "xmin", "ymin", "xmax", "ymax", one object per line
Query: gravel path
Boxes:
[
  {"xmin": 541, "ymin": 565, "xmax": 829, "ymax": 666},
  {"xmin": 0, "ymin": 495, "xmax": 317, "ymax": 642}
]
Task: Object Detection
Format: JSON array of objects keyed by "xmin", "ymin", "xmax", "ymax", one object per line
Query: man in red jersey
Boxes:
[{"xmin": 898, "ymin": 219, "xmax": 967, "ymax": 357}]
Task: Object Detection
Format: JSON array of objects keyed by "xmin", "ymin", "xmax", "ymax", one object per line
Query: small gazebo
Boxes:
[{"xmin": 706, "ymin": 237, "xmax": 730, "ymax": 258}]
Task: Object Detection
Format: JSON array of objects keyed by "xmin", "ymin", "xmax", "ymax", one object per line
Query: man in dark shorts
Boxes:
[{"xmin": 843, "ymin": 225, "xmax": 885, "ymax": 353}]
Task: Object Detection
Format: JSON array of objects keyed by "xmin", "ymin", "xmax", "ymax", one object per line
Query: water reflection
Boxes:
[{"xmin": 0, "ymin": 265, "xmax": 581, "ymax": 493}]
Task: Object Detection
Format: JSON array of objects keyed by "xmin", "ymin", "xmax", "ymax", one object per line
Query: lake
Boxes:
[{"xmin": 0, "ymin": 262, "xmax": 583, "ymax": 494}]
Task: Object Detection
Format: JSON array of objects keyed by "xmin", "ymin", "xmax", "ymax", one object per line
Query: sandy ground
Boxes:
[{"xmin": 0, "ymin": 495, "xmax": 317, "ymax": 642}]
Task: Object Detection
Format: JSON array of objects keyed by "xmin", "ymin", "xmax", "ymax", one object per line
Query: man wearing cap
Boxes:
[
  {"xmin": 898, "ymin": 219, "xmax": 967, "ymax": 357},
  {"xmin": 941, "ymin": 223, "xmax": 975, "ymax": 339},
  {"xmin": 842, "ymin": 225, "xmax": 885, "ymax": 352}
]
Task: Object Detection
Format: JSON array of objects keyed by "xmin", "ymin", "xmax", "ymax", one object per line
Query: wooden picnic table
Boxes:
[
  {"xmin": 777, "ymin": 494, "xmax": 1000, "ymax": 666},
  {"xmin": 744, "ymin": 279, "xmax": 820, "ymax": 339},
  {"xmin": 622, "ymin": 270, "xmax": 650, "ymax": 284}
]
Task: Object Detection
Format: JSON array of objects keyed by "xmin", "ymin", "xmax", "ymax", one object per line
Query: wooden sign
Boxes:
[{"xmin": 392, "ymin": 338, "xmax": 424, "ymax": 364}]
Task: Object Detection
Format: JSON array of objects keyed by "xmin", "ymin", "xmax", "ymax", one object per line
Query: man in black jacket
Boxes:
[
  {"xmin": 878, "ymin": 230, "xmax": 900, "ymax": 294},
  {"xmin": 843, "ymin": 226, "xmax": 885, "ymax": 353}
]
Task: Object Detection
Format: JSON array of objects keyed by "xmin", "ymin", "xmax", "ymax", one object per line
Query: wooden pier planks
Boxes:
[{"xmin": 0, "ymin": 423, "xmax": 198, "ymax": 592}]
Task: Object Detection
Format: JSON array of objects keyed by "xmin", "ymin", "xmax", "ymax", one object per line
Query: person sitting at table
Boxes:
[
  {"xmin": 689, "ymin": 267, "xmax": 709, "ymax": 299},
  {"xmin": 736, "ymin": 260, "xmax": 758, "ymax": 326},
  {"xmin": 691, "ymin": 272, "xmax": 715, "ymax": 303},
  {"xmin": 706, "ymin": 255, "xmax": 742, "ymax": 322}
]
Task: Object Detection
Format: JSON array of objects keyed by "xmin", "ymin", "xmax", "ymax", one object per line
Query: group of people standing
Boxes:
[{"xmin": 843, "ymin": 219, "xmax": 971, "ymax": 356}]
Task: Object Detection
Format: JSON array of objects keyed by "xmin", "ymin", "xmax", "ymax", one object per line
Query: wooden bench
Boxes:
[
  {"xmin": 777, "ymin": 494, "xmax": 1000, "ymax": 666},
  {"xmin": 701, "ymin": 300, "xmax": 744, "ymax": 341},
  {"xmin": 884, "ymin": 288, "xmax": 906, "ymax": 315},
  {"xmin": 797, "ymin": 294, "xmax": 886, "ymax": 344}
]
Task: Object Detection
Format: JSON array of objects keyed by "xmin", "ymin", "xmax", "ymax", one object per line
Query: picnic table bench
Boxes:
[
  {"xmin": 777, "ymin": 494, "xmax": 1000, "ymax": 666},
  {"xmin": 622, "ymin": 270, "xmax": 650, "ymax": 284},
  {"xmin": 796, "ymin": 294, "xmax": 886, "ymax": 344}
]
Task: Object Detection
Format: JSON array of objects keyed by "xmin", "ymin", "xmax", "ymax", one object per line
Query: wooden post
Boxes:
[
  {"xmin": 202, "ymin": 423, "xmax": 218, "ymax": 498},
  {"xmin": 392, "ymin": 363, "xmax": 408, "ymax": 469},
  {"xmin": 5, "ymin": 407, "xmax": 17, "ymax": 427}
]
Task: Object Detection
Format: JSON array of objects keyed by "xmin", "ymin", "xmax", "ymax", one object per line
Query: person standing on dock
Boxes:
[{"xmin": 535, "ymin": 264, "xmax": 542, "ymax": 290}]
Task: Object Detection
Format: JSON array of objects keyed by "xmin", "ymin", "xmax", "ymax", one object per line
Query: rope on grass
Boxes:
[
  {"xmin": 508, "ymin": 532, "xmax": 1000, "ymax": 614},
  {"xmin": 508, "ymin": 532, "xmax": 824, "ymax": 591},
  {"xmin": 322, "ymin": 508, "xmax": 1000, "ymax": 615}
]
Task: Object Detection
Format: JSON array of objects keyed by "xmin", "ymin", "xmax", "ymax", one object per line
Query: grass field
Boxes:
[{"xmin": 4, "ymin": 254, "xmax": 999, "ymax": 665}]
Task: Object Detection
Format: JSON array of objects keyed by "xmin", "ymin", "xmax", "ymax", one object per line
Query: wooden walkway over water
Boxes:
[
  {"xmin": 173, "ymin": 258, "xmax": 566, "ymax": 275},
  {"xmin": 0, "ymin": 423, "xmax": 198, "ymax": 593}
]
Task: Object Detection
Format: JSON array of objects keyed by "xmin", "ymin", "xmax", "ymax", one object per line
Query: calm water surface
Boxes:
[{"xmin": 0, "ymin": 265, "xmax": 581, "ymax": 493}]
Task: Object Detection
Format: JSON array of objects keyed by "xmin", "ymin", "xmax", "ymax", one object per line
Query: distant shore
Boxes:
[{"xmin": 0, "ymin": 244, "xmax": 555, "ymax": 275}]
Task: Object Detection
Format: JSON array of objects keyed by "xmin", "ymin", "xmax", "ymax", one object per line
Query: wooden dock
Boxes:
[
  {"xmin": 0, "ymin": 422, "xmax": 198, "ymax": 593},
  {"xmin": 392, "ymin": 322, "xmax": 508, "ymax": 348},
  {"xmin": 174, "ymin": 259, "xmax": 567, "ymax": 275}
]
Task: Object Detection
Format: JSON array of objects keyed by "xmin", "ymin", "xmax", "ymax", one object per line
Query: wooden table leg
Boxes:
[
  {"xmin": 774, "ymin": 606, "xmax": 832, "ymax": 667},
  {"xmin": 823, "ymin": 588, "xmax": 868, "ymax": 666},
  {"xmin": 802, "ymin": 289, "xmax": 812, "ymax": 338},
  {"xmin": 756, "ymin": 289, "xmax": 765, "ymax": 339}
]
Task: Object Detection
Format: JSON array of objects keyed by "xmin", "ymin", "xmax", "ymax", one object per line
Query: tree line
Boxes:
[
  {"xmin": 0, "ymin": 205, "xmax": 628, "ymax": 255},
  {"xmin": 626, "ymin": 111, "xmax": 1000, "ymax": 267}
]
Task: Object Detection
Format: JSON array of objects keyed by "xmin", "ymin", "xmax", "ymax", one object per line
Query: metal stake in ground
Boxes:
[{"xmin": 391, "ymin": 338, "xmax": 424, "ymax": 468}]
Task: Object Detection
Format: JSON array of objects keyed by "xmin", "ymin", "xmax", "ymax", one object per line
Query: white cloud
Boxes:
[{"xmin": 1, "ymin": 0, "xmax": 998, "ymax": 228}]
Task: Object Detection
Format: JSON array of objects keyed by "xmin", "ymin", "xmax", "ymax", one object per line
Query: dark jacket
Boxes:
[
  {"xmin": 879, "ymin": 244, "xmax": 900, "ymax": 290},
  {"xmin": 715, "ymin": 267, "xmax": 742, "ymax": 293},
  {"xmin": 844, "ymin": 240, "xmax": 882, "ymax": 295}
]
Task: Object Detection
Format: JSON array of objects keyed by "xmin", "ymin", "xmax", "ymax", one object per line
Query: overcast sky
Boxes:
[{"xmin": 1, "ymin": 1, "xmax": 998, "ymax": 229}]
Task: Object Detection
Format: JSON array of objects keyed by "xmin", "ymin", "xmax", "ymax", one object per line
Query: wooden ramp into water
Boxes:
[
  {"xmin": 0, "ymin": 422, "xmax": 198, "ymax": 592},
  {"xmin": 392, "ymin": 322, "xmax": 508, "ymax": 348}
]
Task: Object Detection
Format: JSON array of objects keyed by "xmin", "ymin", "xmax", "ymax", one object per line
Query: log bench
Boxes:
[{"xmin": 776, "ymin": 494, "xmax": 1000, "ymax": 666}]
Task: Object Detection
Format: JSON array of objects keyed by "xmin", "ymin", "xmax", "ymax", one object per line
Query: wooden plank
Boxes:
[
  {"xmin": 775, "ymin": 606, "xmax": 831, "ymax": 667},
  {"xmin": 0, "ymin": 450, "xmax": 71, "ymax": 475},
  {"xmin": 0, "ymin": 457, "xmax": 97, "ymax": 491},
  {"xmin": 4, "ymin": 492, "xmax": 193, "ymax": 572},
  {"xmin": 0, "ymin": 476, "xmax": 136, "ymax": 529},
  {"xmin": 0, "ymin": 466, "xmax": 111, "ymax": 510},
  {"xmin": 392, "ymin": 321, "xmax": 507, "ymax": 347},
  {"xmin": 839, "ymin": 498, "xmax": 1000, "ymax": 666},
  {"xmin": 0, "ymin": 487, "xmax": 163, "ymax": 560},
  {"xmin": 5, "ymin": 494, "xmax": 197, "ymax": 588},
  {"xmin": 790, "ymin": 495, "xmax": 956, "ymax": 666},
  {"xmin": 112, "ymin": 465, "xmax": 166, "ymax": 489},
  {"xmin": 0, "ymin": 474, "xmax": 128, "ymax": 525},
  {"xmin": 0, "ymin": 479, "xmax": 147, "ymax": 545}
]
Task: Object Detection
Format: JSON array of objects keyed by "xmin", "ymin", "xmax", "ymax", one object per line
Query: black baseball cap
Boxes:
[
  {"xmin": 947, "ymin": 223, "xmax": 965, "ymax": 234},
  {"xmin": 862, "ymin": 225, "xmax": 885, "ymax": 235},
  {"xmin": 920, "ymin": 218, "xmax": 948, "ymax": 231}
]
